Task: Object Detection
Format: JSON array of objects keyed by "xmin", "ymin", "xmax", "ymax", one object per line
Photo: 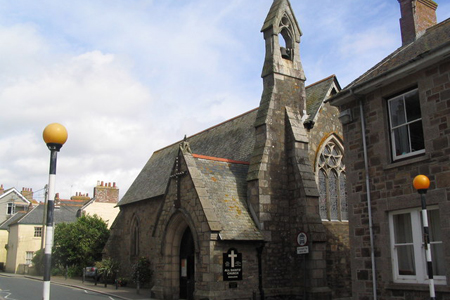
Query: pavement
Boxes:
[{"xmin": 0, "ymin": 272, "xmax": 155, "ymax": 300}]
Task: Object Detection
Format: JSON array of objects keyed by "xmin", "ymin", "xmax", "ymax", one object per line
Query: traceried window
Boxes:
[
  {"xmin": 34, "ymin": 226, "xmax": 42, "ymax": 237},
  {"xmin": 389, "ymin": 207, "xmax": 445, "ymax": 284},
  {"xmin": 279, "ymin": 14, "xmax": 294, "ymax": 60},
  {"xmin": 317, "ymin": 138, "xmax": 347, "ymax": 221},
  {"xmin": 388, "ymin": 88, "xmax": 425, "ymax": 161}
]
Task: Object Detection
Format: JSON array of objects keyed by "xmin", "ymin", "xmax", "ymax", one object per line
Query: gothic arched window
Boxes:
[
  {"xmin": 279, "ymin": 14, "xmax": 293, "ymax": 60},
  {"xmin": 130, "ymin": 216, "xmax": 140, "ymax": 257},
  {"xmin": 317, "ymin": 138, "xmax": 347, "ymax": 221}
]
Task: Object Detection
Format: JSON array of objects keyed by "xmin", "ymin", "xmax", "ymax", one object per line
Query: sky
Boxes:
[{"xmin": 1, "ymin": 0, "xmax": 449, "ymax": 202}]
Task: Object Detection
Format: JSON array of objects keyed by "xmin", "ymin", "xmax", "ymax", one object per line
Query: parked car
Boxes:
[{"xmin": 84, "ymin": 266, "xmax": 101, "ymax": 284}]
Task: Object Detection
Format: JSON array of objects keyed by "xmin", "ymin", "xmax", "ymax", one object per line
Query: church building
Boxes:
[{"xmin": 105, "ymin": 1, "xmax": 349, "ymax": 299}]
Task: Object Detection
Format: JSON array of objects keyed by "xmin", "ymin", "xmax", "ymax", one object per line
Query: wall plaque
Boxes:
[{"xmin": 223, "ymin": 248, "xmax": 242, "ymax": 281}]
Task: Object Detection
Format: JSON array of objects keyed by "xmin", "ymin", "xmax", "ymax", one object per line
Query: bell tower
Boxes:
[{"xmin": 247, "ymin": 0, "xmax": 331, "ymax": 299}]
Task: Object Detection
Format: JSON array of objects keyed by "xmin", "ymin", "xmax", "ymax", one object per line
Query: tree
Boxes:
[
  {"xmin": 53, "ymin": 214, "xmax": 110, "ymax": 270},
  {"xmin": 31, "ymin": 249, "xmax": 46, "ymax": 275}
]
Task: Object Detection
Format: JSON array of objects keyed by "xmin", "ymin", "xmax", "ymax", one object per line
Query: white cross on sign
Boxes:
[{"xmin": 228, "ymin": 250, "xmax": 237, "ymax": 267}]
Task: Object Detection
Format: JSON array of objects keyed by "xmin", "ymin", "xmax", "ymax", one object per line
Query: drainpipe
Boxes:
[
  {"xmin": 256, "ymin": 242, "xmax": 265, "ymax": 300},
  {"xmin": 359, "ymin": 98, "xmax": 378, "ymax": 300}
]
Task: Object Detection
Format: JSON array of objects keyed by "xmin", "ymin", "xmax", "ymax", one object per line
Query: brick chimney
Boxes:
[
  {"xmin": 93, "ymin": 181, "xmax": 119, "ymax": 203},
  {"xmin": 21, "ymin": 187, "xmax": 34, "ymax": 202},
  {"xmin": 70, "ymin": 192, "xmax": 91, "ymax": 202},
  {"xmin": 398, "ymin": 0, "xmax": 438, "ymax": 45},
  {"xmin": 55, "ymin": 193, "xmax": 61, "ymax": 206},
  {"xmin": 0, "ymin": 185, "xmax": 4, "ymax": 195}
]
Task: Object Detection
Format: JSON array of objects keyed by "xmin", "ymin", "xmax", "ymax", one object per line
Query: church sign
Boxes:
[{"xmin": 223, "ymin": 248, "xmax": 242, "ymax": 281}]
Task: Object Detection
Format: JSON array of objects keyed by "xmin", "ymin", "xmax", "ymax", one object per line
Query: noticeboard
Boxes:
[{"xmin": 223, "ymin": 248, "xmax": 242, "ymax": 281}]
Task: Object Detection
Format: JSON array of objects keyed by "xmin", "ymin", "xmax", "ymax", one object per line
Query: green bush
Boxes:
[
  {"xmin": 132, "ymin": 257, "xmax": 153, "ymax": 287},
  {"xmin": 96, "ymin": 258, "xmax": 120, "ymax": 283},
  {"xmin": 31, "ymin": 249, "xmax": 45, "ymax": 276}
]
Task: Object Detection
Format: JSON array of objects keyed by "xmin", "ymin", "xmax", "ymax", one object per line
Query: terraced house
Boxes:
[{"xmin": 329, "ymin": 0, "xmax": 450, "ymax": 299}]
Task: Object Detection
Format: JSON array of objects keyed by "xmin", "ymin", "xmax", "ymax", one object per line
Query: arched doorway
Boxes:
[{"xmin": 179, "ymin": 227, "xmax": 195, "ymax": 300}]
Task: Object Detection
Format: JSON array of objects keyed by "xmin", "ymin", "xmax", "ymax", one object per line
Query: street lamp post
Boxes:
[
  {"xmin": 42, "ymin": 123, "xmax": 68, "ymax": 300},
  {"xmin": 413, "ymin": 174, "xmax": 435, "ymax": 300}
]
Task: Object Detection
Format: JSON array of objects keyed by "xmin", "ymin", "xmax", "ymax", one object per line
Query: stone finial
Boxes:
[{"xmin": 180, "ymin": 135, "xmax": 192, "ymax": 154}]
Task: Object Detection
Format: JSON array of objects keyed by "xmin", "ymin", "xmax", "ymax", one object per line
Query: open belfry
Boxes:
[{"xmin": 105, "ymin": 1, "xmax": 346, "ymax": 299}]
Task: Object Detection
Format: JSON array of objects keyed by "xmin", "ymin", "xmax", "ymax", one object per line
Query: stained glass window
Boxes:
[
  {"xmin": 316, "ymin": 138, "xmax": 347, "ymax": 221},
  {"xmin": 319, "ymin": 170, "xmax": 327, "ymax": 219}
]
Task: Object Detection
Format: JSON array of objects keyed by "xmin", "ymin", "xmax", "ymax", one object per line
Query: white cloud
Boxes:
[
  {"xmin": 0, "ymin": 0, "xmax": 448, "ymax": 200},
  {"xmin": 0, "ymin": 22, "xmax": 155, "ymax": 198}
]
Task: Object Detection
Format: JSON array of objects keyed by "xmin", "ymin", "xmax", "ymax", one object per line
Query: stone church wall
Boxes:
[
  {"xmin": 104, "ymin": 197, "xmax": 163, "ymax": 280},
  {"xmin": 323, "ymin": 222, "xmax": 351, "ymax": 299},
  {"xmin": 307, "ymin": 101, "xmax": 352, "ymax": 298},
  {"xmin": 308, "ymin": 101, "xmax": 343, "ymax": 167}
]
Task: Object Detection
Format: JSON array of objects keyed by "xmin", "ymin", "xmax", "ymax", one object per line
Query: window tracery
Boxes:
[
  {"xmin": 279, "ymin": 14, "xmax": 293, "ymax": 60},
  {"xmin": 317, "ymin": 138, "xmax": 347, "ymax": 221}
]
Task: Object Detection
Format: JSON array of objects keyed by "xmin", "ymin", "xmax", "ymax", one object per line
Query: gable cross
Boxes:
[{"xmin": 169, "ymin": 153, "xmax": 186, "ymax": 208}]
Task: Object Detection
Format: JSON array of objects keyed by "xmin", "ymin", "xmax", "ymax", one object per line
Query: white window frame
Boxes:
[
  {"xmin": 26, "ymin": 251, "xmax": 34, "ymax": 265},
  {"xmin": 34, "ymin": 226, "xmax": 42, "ymax": 237},
  {"xmin": 7, "ymin": 203, "xmax": 15, "ymax": 215},
  {"xmin": 389, "ymin": 207, "xmax": 445, "ymax": 285},
  {"xmin": 387, "ymin": 88, "xmax": 425, "ymax": 161}
]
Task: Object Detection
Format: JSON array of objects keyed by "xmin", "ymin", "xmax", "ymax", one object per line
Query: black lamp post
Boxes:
[
  {"xmin": 42, "ymin": 123, "xmax": 68, "ymax": 300},
  {"xmin": 413, "ymin": 174, "xmax": 435, "ymax": 300}
]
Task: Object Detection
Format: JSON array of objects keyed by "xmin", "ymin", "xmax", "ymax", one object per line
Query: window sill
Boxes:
[
  {"xmin": 386, "ymin": 282, "xmax": 450, "ymax": 292},
  {"xmin": 321, "ymin": 220, "xmax": 349, "ymax": 223},
  {"xmin": 384, "ymin": 154, "xmax": 430, "ymax": 170}
]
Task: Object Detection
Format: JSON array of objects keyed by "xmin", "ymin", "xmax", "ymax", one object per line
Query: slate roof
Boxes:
[
  {"xmin": 194, "ymin": 157, "xmax": 263, "ymax": 240},
  {"xmin": 345, "ymin": 18, "xmax": 450, "ymax": 90},
  {"xmin": 0, "ymin": 212, "xmax": 26, "ymax": 230},
  {"xmin": 7, "ymin": 204, "xmax": 78, "ymax": 226},
  {"xmin": 119, "ymin": 108, "xmax": 258, "ymax": 206},
  {"xmin": 117, "ymin": 75, "xmax": 334, "ymax": 240},
  {"xmin": 305, "ymin": 75, "xmax": 339, "ymax": 122}
]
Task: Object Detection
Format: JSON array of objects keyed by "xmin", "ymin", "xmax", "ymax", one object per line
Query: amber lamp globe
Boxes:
[
  {"xmin": 43, "ymin": 123, "xmax": 68, "ymax": 151},
  {"xmin": 413, "ymin": 174, "xmax": 430, "ymax": 193}
]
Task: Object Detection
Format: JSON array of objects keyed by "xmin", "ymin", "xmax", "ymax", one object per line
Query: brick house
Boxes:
[
  {"xmin": 105, "ymin": 1, "xmax": 350, "ymax": 299},
  {"xmin": 329, "ymin": 0, "xmax": 450, "ymax": 299}
]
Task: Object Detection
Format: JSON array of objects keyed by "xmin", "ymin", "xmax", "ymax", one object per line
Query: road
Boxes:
[{"xmin": 0, "ymin": 276, "xmax": 118, "ymax": 300}]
